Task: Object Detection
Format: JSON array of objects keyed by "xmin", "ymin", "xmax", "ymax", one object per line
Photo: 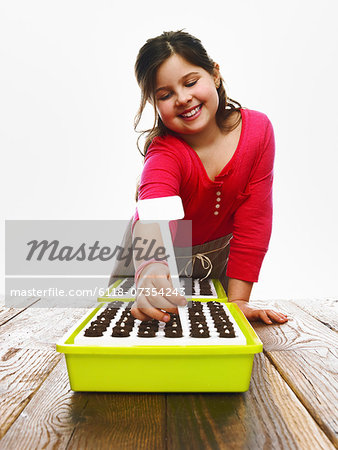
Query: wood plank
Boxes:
[
  {"xmin": 249, "ymin": 300, "xmax": 338, "ymax": 446},
  {"xmin": 250, "ymin": 299, "xmax": 338, "ymax": 352},
  {"xmin": 0, "ymin": 299, "xmax": 336, "ymax": 448},
  {"xmin": 0, "ymin": 357, "xmax": 166, "ymax": 450},
  {"xmin": 290, "ymin": 298, "xmax": 338, "ymax": 332},
  {"xmin": 0, "ymin": 347, "xmax": 61, "ymax": 439},
  {"xmin": 0, "ymin": 307, "xmax": 89, "ymax": 350},
  {"xmin": 0, "ymin": 359, "xmax": 87, "ymax": 448},
  {"xmin": 0, "ymin": 298, "xmax": 41, "ymax": 326},
  {"xmin": 66, "ymin": 392, "xmax": 166, "ymax": 450},
  {"xmin": 267, "ymin": 349, "xmax": 338, "ymax": 447},
  {"xmin": 0, "ymin": 354, "xmax": 333, "ymax": 450},
  {"xmin": 167, "ymin": 353, "xmax": 334, "ymax": 450}
]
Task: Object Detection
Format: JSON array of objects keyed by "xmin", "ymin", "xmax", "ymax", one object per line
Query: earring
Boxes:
[{"xmin": 215, "ymin": 80, "xmax": 220, "ymax": 88}]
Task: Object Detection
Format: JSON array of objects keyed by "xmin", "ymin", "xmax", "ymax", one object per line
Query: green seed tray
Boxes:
[{"xmin": 56, "ymin": 279, "xmax": 263, "ymax": 392}]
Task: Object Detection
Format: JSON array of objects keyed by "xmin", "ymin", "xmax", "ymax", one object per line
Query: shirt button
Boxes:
[
  {"xmin": 214, "ymin": 211, "xmax": 219, "ymax": 215},
  {"xmin": 216, "ymin": 197, "xmax": 221, "ymax": 202},
  {"xmin": 216, "ymin": 191, "xmax": 221, "ymax": 196},
  {"xmin": 215, "ymin": 204, "xmax": 220, "ymax": 209}
]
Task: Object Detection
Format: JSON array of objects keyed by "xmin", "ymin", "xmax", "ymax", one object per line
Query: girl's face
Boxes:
[{"xmin": 154, "ymin": 54, "xmax": 220, "ymax": 138}]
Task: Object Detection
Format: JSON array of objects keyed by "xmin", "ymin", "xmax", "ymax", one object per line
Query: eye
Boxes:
[
  {"xmin": 186, "ymin": 80, "xmax": 197, "ymax": 87},
  {"xmin": 157, "ymin": 92, "xmax": 172, "ymax": 101}
]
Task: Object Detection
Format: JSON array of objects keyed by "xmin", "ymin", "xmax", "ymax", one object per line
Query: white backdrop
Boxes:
[{"xmin": 1, "ymin": 0, "xmax": 338, "ymax": 300}]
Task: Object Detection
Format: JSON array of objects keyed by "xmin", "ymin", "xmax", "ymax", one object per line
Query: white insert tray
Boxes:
[{"xmin": 74, "ymin": 300, "xmax": 246, "ymax": 347}]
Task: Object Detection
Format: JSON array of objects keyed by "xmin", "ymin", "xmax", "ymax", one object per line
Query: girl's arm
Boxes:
[
  {"xmin": 227, "ymin": 277, "xmax": 253, "ymax": 301},
  {"xmin": 131, "ymin": 220, "xmax": 186, "ymax": 323},
  {"xmin": 227, "ymin": 277, "xmax": 288, "ymax": 324}
]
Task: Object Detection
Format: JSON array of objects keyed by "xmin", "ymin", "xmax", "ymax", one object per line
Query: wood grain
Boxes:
[
  {"xmin": 1, "ymin": 353, "xmax": 166, "ymax": 449},
  {"xmin": 267, "ymin": 349, "xmax": 338, "ymax": 447},
  {"xmin": 2, "ymin": 353, "xmax": 331, "ymax": 450},
  {"xmin": 0, "ymin": 347, "xmax": 61, "ymax": 439},
  {"xmin": 0, "ymin": 307, "xmax": 89, "ymax": 349},
  {"xmin": 290, "ymin": 298, "xmax": 338, "ymax": 332},
  {"xmin": 167, "ymin": 353, "xmax": 334, "ymax": 450},
  {"xmin": 249, "ymin": 300, "xmax": 338, "ymax": 446},
  {"xmin": 0, "ymin": 299, "xmax": 337, "ymax": 447},
  {"xmin": 66, "ymin": 393, "xmax": 165, "ymax": 449},
  {"xmin": 0, "ymin": 298, "xmax": 41, "ymax": 326},
  {"xmin": 250, "ymin": 300, "xmax": 338, "ymax": 352},
  {"xmin": 0, "ymin": 359, "xmax": 88, "ymax": 449}
]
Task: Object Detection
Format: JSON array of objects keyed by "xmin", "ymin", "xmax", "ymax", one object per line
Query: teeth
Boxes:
[{"xmin": 181, "ymin": 105, "xmax": 201, "ymax": 118}]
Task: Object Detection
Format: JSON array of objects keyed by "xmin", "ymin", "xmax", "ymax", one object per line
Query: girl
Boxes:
[{"xmin": 126, "ymin": 30, "xmax": 288, "ymax": 325}]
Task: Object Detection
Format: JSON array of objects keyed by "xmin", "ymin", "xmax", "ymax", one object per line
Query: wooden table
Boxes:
[{"xmin": 0, "ymin": 297, "xmax": 337, "ymax": 449}]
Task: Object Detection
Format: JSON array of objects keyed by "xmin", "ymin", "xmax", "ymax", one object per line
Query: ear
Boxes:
[{"xmin": 213, "ymin": 63, "xmax": 221, "ymax": 88}]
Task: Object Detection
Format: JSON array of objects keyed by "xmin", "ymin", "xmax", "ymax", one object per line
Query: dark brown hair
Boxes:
[{"xmin": 134, "ymin": 30, "xmax": 243, "ymax": 201}]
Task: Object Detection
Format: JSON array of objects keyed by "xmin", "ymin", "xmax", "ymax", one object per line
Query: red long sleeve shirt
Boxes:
[{"xmin": 132, "ymin": 108, "xmax": 275, "ymax": 282}]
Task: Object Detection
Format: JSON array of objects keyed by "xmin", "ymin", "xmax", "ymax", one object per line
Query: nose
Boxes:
[{"xmin": 175, "ymin": 88, "xmax": 192, "ymax": 106}]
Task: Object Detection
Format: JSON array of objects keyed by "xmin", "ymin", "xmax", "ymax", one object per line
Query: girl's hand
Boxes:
[
  {"xmin": 230, "ymin": 300, "xmax": 288, "ymax": 324},
  {"xmin": 131, "ymin": 263, "xmax": 187, "ymax": 323}
]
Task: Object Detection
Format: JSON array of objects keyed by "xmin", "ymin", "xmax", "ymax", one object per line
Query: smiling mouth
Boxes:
[{"xmin": 179, "ymin": 104, "xmax": 202, "ymax": 118}]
